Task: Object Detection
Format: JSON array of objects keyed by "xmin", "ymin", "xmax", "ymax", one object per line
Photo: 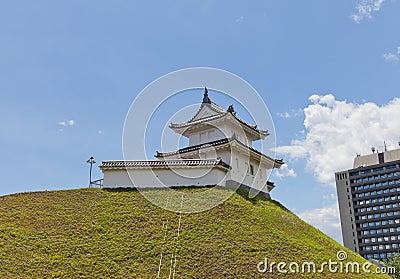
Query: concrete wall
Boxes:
[
  {"xmin": 335, "ymin": 171, "xmax": 358, "ymax": 253},
  {"xmin": 384, "ymin": 149, "xmax": 400, "ymax": 163},
  {"xmin": 353, "ymin": 148, "xmax": 400, "ymax": 168},
  {"xmin": 353, "ymin": 153, "xmax": 379, "ymax": 168}
]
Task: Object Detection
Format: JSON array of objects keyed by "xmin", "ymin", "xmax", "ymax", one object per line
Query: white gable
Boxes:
[
  {"xmin": 189, "ymin": 103, "xmax": 225, "ymax": 122},
  {"xmin": 169, "ymin": 91, "xmax": 269, "ymax": 143}
]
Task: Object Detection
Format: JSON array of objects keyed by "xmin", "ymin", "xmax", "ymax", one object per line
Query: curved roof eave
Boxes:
[{"xmin": 155, "ymin": 137, "xmax": 284, "ymax": 168}]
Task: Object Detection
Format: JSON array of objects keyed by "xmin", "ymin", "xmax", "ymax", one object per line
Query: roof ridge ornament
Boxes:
[
  {"xmin": 202, "ymin": 87, "xmax": 211, "ymax": 104},
  {"xmin": 227, "ymin": 104, "xmax": 236, "ymax": 115}
]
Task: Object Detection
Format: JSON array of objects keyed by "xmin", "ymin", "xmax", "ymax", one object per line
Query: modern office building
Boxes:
[{"xmin": 335, "ymin": 146, "xmax": 400, "ymax": 260}]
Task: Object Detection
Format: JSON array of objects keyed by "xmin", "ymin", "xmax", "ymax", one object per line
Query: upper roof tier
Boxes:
[{"xmin": 169, "ymin": 88, "xmax": 270, "ymax": 141}]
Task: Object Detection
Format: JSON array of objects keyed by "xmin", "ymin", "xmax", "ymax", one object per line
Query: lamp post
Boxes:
[{"xmin": 86, "ymin": 156, "xmax": 96, "ymax": 188}]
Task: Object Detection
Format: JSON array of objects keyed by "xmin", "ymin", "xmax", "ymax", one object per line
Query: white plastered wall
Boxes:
[{"xmin": 103, "ymin": 167, "xmax": 228, "ymax": 188}]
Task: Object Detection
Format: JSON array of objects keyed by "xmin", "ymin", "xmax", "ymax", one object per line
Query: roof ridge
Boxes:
[{"xmin": 100, "ymin": 158, "xmax": 231, "ymax": 170}]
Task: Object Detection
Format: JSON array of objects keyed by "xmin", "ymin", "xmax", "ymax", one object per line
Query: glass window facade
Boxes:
[{"xmin": 348, "ymin": 161, "xmax": 400, "ymax": 260}]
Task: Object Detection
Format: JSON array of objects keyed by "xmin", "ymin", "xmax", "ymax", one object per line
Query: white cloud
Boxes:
[
  {"xmin": 382, "ymin": 46, "xmax": 400, "ymax": 63},
  {"xmin": 275, "ymin": 95, "xmax": 400, "ymax": 187},
  {"xmin": 274, "ymin": 143, "xmax": 308, "ymax": 159},
  {"xmin": 323, "ymin": 193, "xmax": 336, "ymax": 200},
  {"xmin": 350, "ymin": 0, "xmax": 385, "ymax": 23},
  {"xmin": 58, "ymin": 119, "xmax": 75, "ymax": 127},
  {"xmin": 276, "ymin": 109, "xmax": 303, "ymax": 119},
  {"xmin": 235, "ymin": 16, "xmax": 244, "ymax": 23},
  {"xmin": 277, "ymin": 112, "xmax": 290, "ymax": 118},
  {"xmin": 297, "ymin": 203, "xmax": 342, "ymax": 243},
  {"xmin": 274, "ymin": 164, "xmax": 296, "ymax": 178},
  {"xmin": 384, "ymin": 52, "xmax": 399, "ymax": 63}
]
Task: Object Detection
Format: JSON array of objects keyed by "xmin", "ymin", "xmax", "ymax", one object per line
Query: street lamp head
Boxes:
[
  {"xmin": 86, "ymin": 156, "xmax": 96, "ymax": 164},
  {"xmin": 86, "ymin": 156, "xmax": 96, "ymax": 188}
]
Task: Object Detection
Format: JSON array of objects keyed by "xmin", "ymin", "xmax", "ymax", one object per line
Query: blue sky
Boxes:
[{"xmin": 1, "ymin": 1, "xmax": 400, "ymax": 243}]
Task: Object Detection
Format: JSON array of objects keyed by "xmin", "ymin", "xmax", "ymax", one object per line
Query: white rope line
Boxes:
[
  {"xmin": 168, "ymin": 254, "xmax": 174, "ymax": 279},
  {"xmin": 157, "ymin": 254, "xmax": 163, "ymax": 279},
  {"xmin": 157, "ymin": 220, "xmax": 169, "ymax": 278},
  {"xmin": 157, "ymin": 197, "xmax": 170, "ymax": 279},
  {"xmin": 171, "ymin": 194, "xmax": 184, "ymax": 279},
  {"xmin": 158, "ymin": 194, "xmax": 185, "ymax": 279}
]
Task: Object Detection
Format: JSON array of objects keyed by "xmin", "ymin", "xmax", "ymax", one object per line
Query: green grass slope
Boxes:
[{"xmin": 0, "ymin": 188, "xmax": 391, "ymax": 278}]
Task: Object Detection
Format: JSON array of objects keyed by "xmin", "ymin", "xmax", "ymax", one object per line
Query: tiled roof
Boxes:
[
  {"xmin": 170, "ymin": 108, "xmax": 269, "ymax": 136},
  {"xmin": 233, "ymin": 113, "xmax": 269, "ymax": 136},
  {"xmin": 100, "ymin": 159, "xmax": 231, "ymax": 170},
  {"xmin": 170, "ymin": 92, "xmax": 269, "ymax": 137},
  {"xmin": 155, "ymin": 136, "xmax": 284, "ymax": 167},
  {"xmin": 155, "ymin": 137, "xmax": 230, "ymax": 158}
]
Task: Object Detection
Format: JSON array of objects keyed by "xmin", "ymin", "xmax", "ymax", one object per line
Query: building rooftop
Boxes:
[{"xmin": 353, "ymin": 147, "xmax": 400, "ymax": 168}]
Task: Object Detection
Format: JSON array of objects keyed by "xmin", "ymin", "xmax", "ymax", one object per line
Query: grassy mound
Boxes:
[{"xmin": 0, "ymin": 188, "xmax": 391, "ymax": 278}]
